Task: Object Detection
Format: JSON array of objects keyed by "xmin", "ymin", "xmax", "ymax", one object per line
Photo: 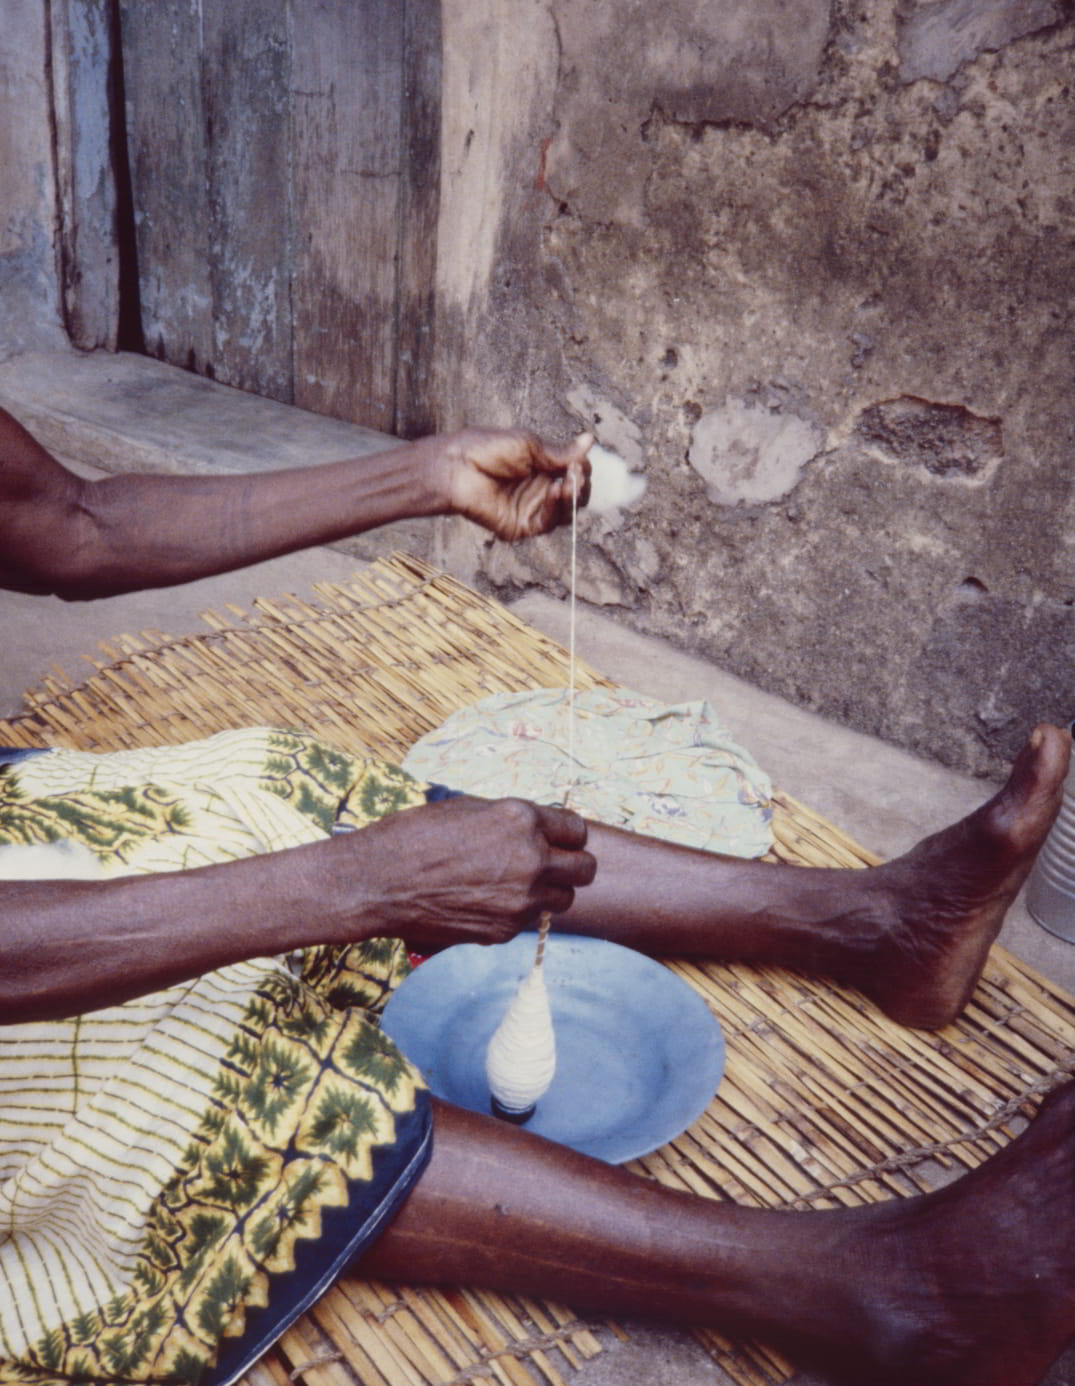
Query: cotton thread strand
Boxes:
[
  {"xmin": 536, "ymin": 912, "xmax": 551, "ymax": 968},
  {"xmin": 566, "ymin": 469, "xmax": 578, "ymax": 796},
  {"xmin": 537, "ymin": 470, "xmax": 578, "ymax": 973}
]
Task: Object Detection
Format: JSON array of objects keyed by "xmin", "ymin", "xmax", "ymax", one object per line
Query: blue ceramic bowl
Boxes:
[{"xmin": 382, "ymin": 931, "xmax": 724, "ymax": 1163}]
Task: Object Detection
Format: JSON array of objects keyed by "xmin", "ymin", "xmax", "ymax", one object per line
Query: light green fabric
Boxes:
[{"xmin": 404, "ymin": 688, "xmax": 773, "ymax": 858}]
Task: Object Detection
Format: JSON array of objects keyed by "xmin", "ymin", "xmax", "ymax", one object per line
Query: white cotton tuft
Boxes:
[
  {"xmin": 485, "ymin": 965, "xmax": 557, "ymax": 1115},
  {"xmin": 0, "ymin": 840, "xmax": 106, "ymax": 881},
  {"xmin": 585, "ymin": 443, "xmax": 647, "ymax": 513}
]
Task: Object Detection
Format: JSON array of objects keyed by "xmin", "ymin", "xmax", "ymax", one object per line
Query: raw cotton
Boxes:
[{"xmin": 586, "ymin": 443, "xmax": 647, "ymax": 513}]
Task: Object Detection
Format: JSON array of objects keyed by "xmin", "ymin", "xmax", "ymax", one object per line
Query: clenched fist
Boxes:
[{"xmin": 326, "ymin": 794, "xmax": 596, "ymax": 952}]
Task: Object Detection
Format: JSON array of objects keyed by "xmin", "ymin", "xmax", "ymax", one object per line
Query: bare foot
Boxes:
[
  {"xmin": 848, "ymin": 723, "xmax": 1071, "ymax": 1029},
  {"xmin": 822, "ymin": 1080, "xmax": 1075, "ymax": 1386}
]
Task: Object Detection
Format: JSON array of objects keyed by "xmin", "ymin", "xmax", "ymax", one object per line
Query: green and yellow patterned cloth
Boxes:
[{"xmin": 0, "ymin": 728, "xmax": 434, "ymax": 1386}]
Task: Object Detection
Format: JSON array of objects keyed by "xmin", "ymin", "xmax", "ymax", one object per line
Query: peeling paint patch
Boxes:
[
  {"xmin": 688, "ymin": 400, "xmax": 824, "ymax": 506},
  {"xmin": 855, "ymin": 396, "xmax": 1002, "ymax": 480},
  {"xmin": 898, "ymin": 0, "xmax": 1063, "ymax": 83}
]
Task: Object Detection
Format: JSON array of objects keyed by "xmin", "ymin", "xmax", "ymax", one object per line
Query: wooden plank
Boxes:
[
  {"xmin": 119, "ymin": 0, "xmax": 214, "ymax": 371},
  {"xmin": 117, "ymin": 0, "xmax": 442, "ymax": 432},
  {"xmin": 202, "ymin": 0, "xmax": 293, "ymax": 401},
  {"xmin": 394, "ymin": 0, "xmax": 441, "ymax": 438},
  {"xmin": 49, "ymin": 0, "xmax": 118, "ymax": 351},
  {"xmin": 291, "ymin": 0, "xmax": 404, "ymax": 433}
]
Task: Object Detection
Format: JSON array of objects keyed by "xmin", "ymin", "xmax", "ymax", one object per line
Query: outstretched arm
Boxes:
[
  {"xmin": 0, "ymin": 796, "xmax": 594, "ymax": 1024},
  {"xmin": 0, "ymin": 407, "xmax": 591, "ymax": 600}
]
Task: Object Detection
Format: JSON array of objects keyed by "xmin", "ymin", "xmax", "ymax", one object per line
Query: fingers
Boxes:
[
  {"xmin": 542, "ymin": 845, "xmax": 596, "ymax": 892},
  {"xmin": 510, "ymin": 471, "xmax": 569, "ymax": 538},
  {"xmin": 453, "ymin": 427, "xmax": 595, "ymax": 540},
  {"xmin": 510, "ymin": 462, "xmax": 588, "ymax": 537},
  {"xmin": 532, "ymin": 802, "xmax": 589, "ymax": 852},
  {"xmin": 519, "ymin": 432, "xmax": 592, "ymax": 517},
  {"xmin": 537, "ymin": 884, "xmax": 577, "ymax": 918},
  {"xmin": 538, "ymin": 430, "xmax": 594, "ymax": 474},
  {"xmin": 531, "ymin": 804, "xmax": 595, "ymax": 917},
  {"xmin": 539, "ymin": 432, "xmax": 593, "ymax": 512},
  {"xmin": 486, "ymin": 799, "xmax": 594, "ymax": 919}
]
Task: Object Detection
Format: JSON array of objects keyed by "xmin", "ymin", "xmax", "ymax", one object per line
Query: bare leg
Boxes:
[
  {"xmin": 362, "ymin": 1091, "xmax": 1075, "ymax": 1386},
  {"xmin": 556, "ymin": 723, "xmax": 1071, "ymax": 1029}
]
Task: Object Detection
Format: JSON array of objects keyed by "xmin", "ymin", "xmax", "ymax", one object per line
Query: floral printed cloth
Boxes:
[
  {"xmin": 403, "ymin": 688, "xmax": 773, "ymax": 858},
  {"xmin": 0, "ymin": 728, "xmax": 433, "ymax": 1386}
]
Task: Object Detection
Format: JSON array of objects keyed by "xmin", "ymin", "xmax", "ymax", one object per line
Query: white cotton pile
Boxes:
[
  {"xmin": 585, "ymin": 443, "xmax": 648, "ymax": 513},
  {"xmin": 0, "ymin": 840, "xmax": 106, "ymax": 881}
]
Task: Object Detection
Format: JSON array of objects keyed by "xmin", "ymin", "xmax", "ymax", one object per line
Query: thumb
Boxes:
[{"xmin": 540, "ymin": 431, "xmax": 594, "ymax": 473}]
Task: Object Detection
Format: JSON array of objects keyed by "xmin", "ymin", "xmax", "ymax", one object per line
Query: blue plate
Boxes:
[{"xmin": 381, "ymin": 932, "xmax": 724, "ymax": 1163}]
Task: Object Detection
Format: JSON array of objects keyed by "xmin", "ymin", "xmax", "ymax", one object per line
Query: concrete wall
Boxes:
[{"xmin": 431, "ymin": 0, "xmax": 1075, "ymax": 778}]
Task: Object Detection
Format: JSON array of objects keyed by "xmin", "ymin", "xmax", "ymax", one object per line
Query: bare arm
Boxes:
[
  {"xmin": 0, "ymin": 407, "xmax": 590, "ymax": 600},
  {"xmin": 0, "ymin": 796, "xmax": 594, "ymax": 1024},
  {"xmin": 0, "ymin": 404, "xmax": 595, "ymax": 1020}
]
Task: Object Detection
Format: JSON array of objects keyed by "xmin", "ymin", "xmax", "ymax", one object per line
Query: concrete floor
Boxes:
[{"xmin": 2, "ymin": 350, "xmax": 1073, "ymax": 1384}]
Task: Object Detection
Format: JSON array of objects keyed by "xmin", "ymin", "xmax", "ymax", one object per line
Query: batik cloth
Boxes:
[{"xmin": 0, "ymin": 728, "xmax": 433, "ymax": 1386}]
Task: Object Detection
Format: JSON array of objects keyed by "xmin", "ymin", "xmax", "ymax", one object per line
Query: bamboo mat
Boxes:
[{"xmin": 4, "ymin": 551, "xmax": 1075, "ymax": 1386}]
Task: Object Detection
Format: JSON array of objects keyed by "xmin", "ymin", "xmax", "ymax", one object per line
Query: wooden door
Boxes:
[{"xmin": 118, "ymin": 0, "xmax": 440, "ymax": 437}]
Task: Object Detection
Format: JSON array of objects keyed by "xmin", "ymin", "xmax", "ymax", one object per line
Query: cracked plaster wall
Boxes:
[{"xmin": 433, "ymin": 0, "xmax": 1075, "ymax": 778}]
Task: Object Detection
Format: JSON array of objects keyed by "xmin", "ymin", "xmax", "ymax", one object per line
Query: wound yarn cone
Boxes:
[{"xmin": 485, "ymin": 963, "xmax": 557, "ymax": 1123}]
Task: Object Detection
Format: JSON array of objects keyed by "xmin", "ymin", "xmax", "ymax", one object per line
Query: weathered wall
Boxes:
[
  {"xmin": 0, "ymin": 3, "xmax": 117, "ymax": 359},
  {"xmin": 3, "ymin": 0, "xmax": 1071, "ymax": 778},
  {"xmin": 51, "ymin": 0, "xmax": 118, "ymax": 352},
  {"xmin": 118, "ymin": 0, "xmax": 440, "ymax": 438},
  {"xmin": 0, "ymin": 7, "xmax": 70, "ymax": 359},
  {"xmin": 432, "ymin": 0, "xmax": 1075, "ymax": 778}
]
